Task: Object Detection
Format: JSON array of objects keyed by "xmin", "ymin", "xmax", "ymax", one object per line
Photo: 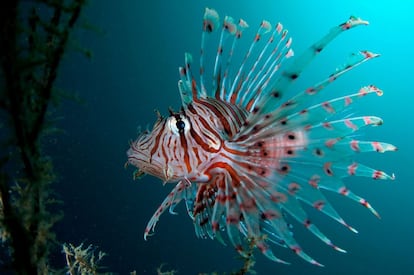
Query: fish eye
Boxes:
[
  {"xmin": 167, "ymin": 115, "xmax": 190, "ymax": 136},
  {"xmin": 176, "ymin": 120, "xmax": 186, "ymax": 131}
]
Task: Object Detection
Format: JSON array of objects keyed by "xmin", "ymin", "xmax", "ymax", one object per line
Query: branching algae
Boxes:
[{"xmin": 0, "ymin": 0, "xmax": 86, "ymax": 273}]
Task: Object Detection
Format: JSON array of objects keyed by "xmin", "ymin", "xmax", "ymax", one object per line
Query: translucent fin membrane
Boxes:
[
  {"xmin": 180, "ymin": 8, "xmax": 294, "ymax": 112},
  {"xmin": 219, "ymin": 19, "xmax": 249, "ymax": 100},
  {"xmin": 234, "ymin": 49, "xmax": 379, "ymax": 141},
  {"xmin": 200, "ymin": 8, "xmax": 220, "ymax": 96},
  {"xmin": 254, "ymin": 16, "xmax": 370, "ymax": 115}
]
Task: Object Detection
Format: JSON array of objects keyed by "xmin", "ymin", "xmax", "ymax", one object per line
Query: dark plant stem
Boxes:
[{"xmin": 0, "ymin": 0, "xmax": 86, "ymax": 273}]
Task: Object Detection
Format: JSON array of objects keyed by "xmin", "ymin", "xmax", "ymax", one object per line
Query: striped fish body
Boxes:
[{"xmin": 126, "ymin": 8, "xmax": 396, "ymax": 266}]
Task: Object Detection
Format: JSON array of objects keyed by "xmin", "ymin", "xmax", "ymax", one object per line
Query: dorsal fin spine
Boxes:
[
  {"xmin": 238, "ymin": 23, "xmax": 276, "ymax": 106},
  {"xmin": 221, "ymin": 19, "xmax": 248, "ymax": 101},
  {"xmin": 212, "ymin": 16, "xmax": 237, "ymax": 97},
  {"xmin": 230, "ymin": 21, "xmax": 271, "ymax": 103},
  {"xmin": 200, "ymin": 8, "xmax": 220, "ymax": 97},
  {"xmin": 242, "ymin": 29, "xmax": 293, "ymax": 110}
]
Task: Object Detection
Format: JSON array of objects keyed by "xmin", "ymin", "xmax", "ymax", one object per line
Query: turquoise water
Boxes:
[{"xmin": 54, "ymin": 0, "xmax": 412, "ymax": 274}]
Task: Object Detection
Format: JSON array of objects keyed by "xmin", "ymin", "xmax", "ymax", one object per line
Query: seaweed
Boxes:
[
  {"xmin": 0, "ymin": 0, "xmax": 86, "ymax": 273},
  {"xmin": 62, "ymin": 243, "xmax": 107, "ymax": 275}
]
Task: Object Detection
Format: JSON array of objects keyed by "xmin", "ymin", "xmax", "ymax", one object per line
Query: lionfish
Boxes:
[{"xmin": 126, "ymin": 8, "xmax": 396, "ymax": 266}]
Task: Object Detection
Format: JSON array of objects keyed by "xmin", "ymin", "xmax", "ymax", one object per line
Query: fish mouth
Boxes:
[{"xmin": 126, "ymin": 147, "xmax": 169, "ymax": 181}]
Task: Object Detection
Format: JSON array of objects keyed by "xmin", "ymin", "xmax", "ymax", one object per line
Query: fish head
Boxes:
[{"xmin": 126, "ymin": 111, "xmax": 191, "ymax": 183}]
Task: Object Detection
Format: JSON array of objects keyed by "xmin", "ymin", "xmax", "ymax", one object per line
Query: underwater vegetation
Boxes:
[
  {"xmin": 62, "ymin": 243, "xmax": 107, "ymax": 275},
  {"xmin": 0, "ymin": 0, "xmax": 87, "ymax": 273}
]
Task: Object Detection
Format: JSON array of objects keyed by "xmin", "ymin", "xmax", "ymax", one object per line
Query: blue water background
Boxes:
[{"xmin": 52, "ymin": 0, "xmax": 413, "ymax": 274}]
